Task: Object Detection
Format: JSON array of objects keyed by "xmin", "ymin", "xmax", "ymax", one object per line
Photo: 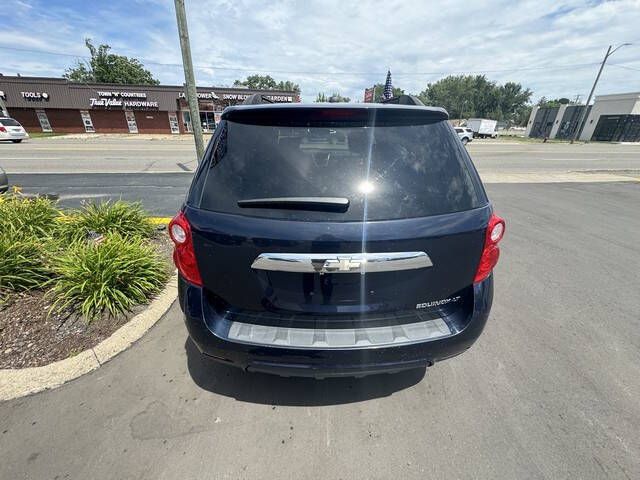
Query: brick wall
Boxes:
[
  {"xmin": 7, "ymin": 108, "xmax": 40, "ymax": 132},
  {"xmin": 133, "ymin": 111, "xmax": 171, "ymax": 133},
  {"xmin": 89, "ymin": 110, "xmax": 128, "ymax": 133},
  {"xmin": 44, "ymin": 109, "xmax": 85, "ymax": 133}
]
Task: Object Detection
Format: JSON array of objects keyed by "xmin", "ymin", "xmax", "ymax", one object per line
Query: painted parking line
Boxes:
[{"xmin": 149, "ymin": 217, "xmax": 172, "ymax": 225}]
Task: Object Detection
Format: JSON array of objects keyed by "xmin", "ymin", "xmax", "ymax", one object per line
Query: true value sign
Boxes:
[{"xmin": 89, "ymin": 90, "xmax": 159, "ymax": 109}]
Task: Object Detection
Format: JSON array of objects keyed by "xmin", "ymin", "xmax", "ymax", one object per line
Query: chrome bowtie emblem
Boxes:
[{"xmin": 322, "ymin": 256, "xmax": 362, "ymax": 272}]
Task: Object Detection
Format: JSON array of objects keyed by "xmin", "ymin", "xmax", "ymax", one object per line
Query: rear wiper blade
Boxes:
[{"xmin": 237, "ymin": 197, "xmax": 349, "ymax": 212}]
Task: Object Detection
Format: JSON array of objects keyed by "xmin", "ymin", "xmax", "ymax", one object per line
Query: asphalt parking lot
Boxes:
[{"xmin": 0, "ymin": 139, "xmax": 639, "ymax": 479}]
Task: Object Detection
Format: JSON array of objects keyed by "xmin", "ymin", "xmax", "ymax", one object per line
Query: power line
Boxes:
[
  {"xmin": 609, "ymin": 63, "xmax": 640, "ymax": 72},
  {"xmin": 1, "ymin": 44, "xmax": 635, "ymax": 77}
]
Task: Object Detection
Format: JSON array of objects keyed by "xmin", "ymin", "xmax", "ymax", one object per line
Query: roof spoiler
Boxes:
[
  {"xmin": 242, "ymin": 94, "xmax": 274, "ymax": 105},
  {"xmin": 380, "ymin": 95, "xmax": 425, "ymax": 106}
]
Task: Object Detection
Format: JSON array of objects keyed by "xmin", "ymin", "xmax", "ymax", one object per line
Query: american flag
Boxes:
[{"xmin": 382, "ymin": 70, "xmax": 393, "ymax": 100}]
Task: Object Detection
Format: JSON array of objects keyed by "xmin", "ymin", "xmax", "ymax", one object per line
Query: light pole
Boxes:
[{"xmin": 571, "ymin": 43, "xmax": 631, "ymax": 143}]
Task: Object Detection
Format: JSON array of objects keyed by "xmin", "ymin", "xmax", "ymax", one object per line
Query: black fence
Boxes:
[
  {"xmin": 555, "ymin": 105, "xmax": 590, "ymax": 140},
  {"xmin": 529, "ymin": 107, "xmax": 559, "ymax": 138},
  {"xmin": 592, "ymin": 114, "xmax": 640, "ymax": 142}
]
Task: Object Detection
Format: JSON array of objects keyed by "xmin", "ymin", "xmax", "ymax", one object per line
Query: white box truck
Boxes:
[{"xmin": 467, "ymin": 118, "xmax": 498, "ymax": 138}]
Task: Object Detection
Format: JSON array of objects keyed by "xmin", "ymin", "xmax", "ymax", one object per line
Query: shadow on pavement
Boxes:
[{"xmin": 185, "ymin": 338, "xmax": 426, "ymax": 406}]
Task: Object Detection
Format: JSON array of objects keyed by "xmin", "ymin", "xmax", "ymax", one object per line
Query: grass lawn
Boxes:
[
  {"xmin": 26, "ymin": 132, "xmax": 67, "ymax": 139},
  {"xmin": 492, "ymin": 134, "xmax": 573, "ymax": 144}
]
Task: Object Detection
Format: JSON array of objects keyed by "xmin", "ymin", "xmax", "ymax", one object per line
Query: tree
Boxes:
[
  {"xmin": 514, "ymin": 105, "xmax": 533, "ymax": 127},
  {"xmin": 64, "ymin": 39, "xmax": 159, "ymax": 85},
  {"xmin": 234, "ymin": 75, "xmax": 300, "ymax": 93},
  {"xmin": 418, "ymin": 75, "xmax": 532, "ymax": 124},
  {"xmin": 498, "ymin": 81, "xmax": 534, "ymax": 126},
  {"xmin": 537, "ymin": 97, "xmax": 572, "ymax": 107},
  {"xmin": 316, "ymin": 92, "xmax": 350, "ymax": 103},
  {"xmin": 372, "ymin": 83, "xmax": 404, "ymax": 102}
]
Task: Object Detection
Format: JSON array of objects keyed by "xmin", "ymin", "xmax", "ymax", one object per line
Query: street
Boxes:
[
  {"xmin": 2, "ymin": 138, "xmax": 640, "ymax": 216},
  {"xmin": 2, "ymin": 136, "xmax": 640, "ymax": 174},
  {"xmin": 1, "ymin": 171, "xmax": 639, "ymax": 477}
]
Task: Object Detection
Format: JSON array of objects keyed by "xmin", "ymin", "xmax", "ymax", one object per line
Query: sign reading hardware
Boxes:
[
  {"xmin": 89, "ymin": 91, "xmax": 159, "ymax": 109},
  {"xmin": 21, "ymin": 91, "xmax": 50, "ymax": 101}
]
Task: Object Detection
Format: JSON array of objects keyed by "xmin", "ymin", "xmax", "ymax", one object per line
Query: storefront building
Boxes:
[
  {"xmin": 525, "ymin": 92, "xmax": 640, "ymax": 142},
  {"xmin": 0, "ymin": 76, "xmax": 298, "ymax": 134}
]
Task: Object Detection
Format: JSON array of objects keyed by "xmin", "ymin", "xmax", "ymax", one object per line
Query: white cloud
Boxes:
[{"xmin": 1, "ymin": 0, "xmax": 639, "ymax": 103}]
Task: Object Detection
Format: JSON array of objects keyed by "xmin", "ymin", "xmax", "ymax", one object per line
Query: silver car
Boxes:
[
  {"xmin": 454, "ymin": 127, "xmax": 473, "ymax": 145},
  {"xmin": 0, "ymin": 117, "xmax": 30, "ymax": 143}
]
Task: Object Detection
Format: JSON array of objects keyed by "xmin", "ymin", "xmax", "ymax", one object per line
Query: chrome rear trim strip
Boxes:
[
  {"xmin": 225, "ymin": 317, "xmax": 452, "ymax": 349},
  {"xmin": 251, "ymin": 251, "xmax": 433, "ymax": 274}
]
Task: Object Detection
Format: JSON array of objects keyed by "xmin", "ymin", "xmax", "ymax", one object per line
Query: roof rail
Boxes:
[
  {"xmin": 380, "ymin": 95, "xmax": 425, "ymax": 106},
  {"xmin": 242, "ymin": 94, "xmax": 274, "ymax": 105}
]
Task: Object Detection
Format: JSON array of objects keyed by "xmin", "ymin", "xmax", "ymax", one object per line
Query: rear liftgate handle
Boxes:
[{"xmin": 251, "ymin": 252, "xmax": 433, "ymax": 274}]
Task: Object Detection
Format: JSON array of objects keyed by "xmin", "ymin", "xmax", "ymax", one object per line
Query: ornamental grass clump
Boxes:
[
  {"xmin": 0, "ymin": 194, "xmax": 60, "ymax": 239},
  {"xmin": 58, "ymin": 200, "xmax": 154, "ymax": 243},
  {"xmin": 49, "ymin": 234, "xmax": 169, "ymax": 320},
  {"xmin": 0, "ymin": 229, "xmax": 52, "ymax": 291}
]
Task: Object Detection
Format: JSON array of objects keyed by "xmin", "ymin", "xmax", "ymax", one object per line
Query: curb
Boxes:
[
  {"xmin": 0, "ymin": 275, "xmax": 178, "ymax": 402},
  {"xmin": 149, "ymin": 216, "xmax": 172, "ymax": 225}
]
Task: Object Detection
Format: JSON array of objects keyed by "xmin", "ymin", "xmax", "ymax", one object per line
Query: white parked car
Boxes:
[
  {"xmin": 0, "ymin": 117, "xmax": 29, "ymax": 143},
  {"xmin": 454, "ymin": 127, "xmax": 473, "ymax": 145}
]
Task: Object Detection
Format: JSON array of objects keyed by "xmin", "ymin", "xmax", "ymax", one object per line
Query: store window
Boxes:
[
  {"xmin": 181, "ymin": 111, "xmax": 216, "ymax": 132},
  {"xmin": 36, "ymin": 110, "xmax": 53, "ymax": 133},
  {"xmin": 79, "ymin": 111, "xmax": 94, "ymax": 133},
  {"xmin": 125, "ymin": 111, "xmax": 138, "ymax": 134},
  {"xmin": 182, "ymin": 111, "xmax": 192, "ymax": 133},
  {"xmin": 168, "ymin": 112, "xmax": 180, "ymax": 134},
  {"xmin": 200, "ymin": 112, "xmax": 216, "ymax": 132}
]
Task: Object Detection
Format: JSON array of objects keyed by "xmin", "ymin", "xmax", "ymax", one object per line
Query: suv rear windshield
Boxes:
[
  {"xmin": 195, "ymin": 111, "xmax": 485, "ymax": 221},
  {"xmin": 0, "ymin": 118, "xmax": 21, "ymax": 127}
]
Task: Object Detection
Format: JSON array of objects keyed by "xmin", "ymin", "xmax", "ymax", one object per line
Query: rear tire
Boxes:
[
  {"xmin": 11, "ymin": 139, "xmax": 22, "ymax": 143},
  {"xmin": 461, "ymin": 137, "xmax": 469, "ymax": 145}
]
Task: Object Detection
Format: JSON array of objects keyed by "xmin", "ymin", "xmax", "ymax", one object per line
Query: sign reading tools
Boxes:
[
  {"xmin": 89, "ymin": 91, "xmax": 159, "ymax": 109},
  {"xmin": 21, "ymin": 91, "xmax": 50, "ymax": 101}
]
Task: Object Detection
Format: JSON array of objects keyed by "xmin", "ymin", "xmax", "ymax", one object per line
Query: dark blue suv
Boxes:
[{"xmin": 170, "ymin": 102, "xmax": 505, "ymax": 377}]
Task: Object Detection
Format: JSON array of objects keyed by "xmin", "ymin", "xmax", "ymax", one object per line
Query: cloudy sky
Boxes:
[{"xmin": 1, "ymin": 0, "xmax": 639, "ymax": 102}]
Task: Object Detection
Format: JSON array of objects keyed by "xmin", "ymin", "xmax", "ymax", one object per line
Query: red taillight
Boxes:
[
  {"xmin": 473, "ymin": 213, "xmax": 506, "ymax": 283},
  {"xmin": 168, "ymin": 211, "xmax": 202, "ymax": 286},
  {"xmin": 0, "ymin": 126, "xmax": 6, "ymax": 132}
]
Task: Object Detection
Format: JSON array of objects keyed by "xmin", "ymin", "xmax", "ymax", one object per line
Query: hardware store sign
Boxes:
[{"xmin": 90, "ymin": 91, "xmax": 159, "ymax": 109}]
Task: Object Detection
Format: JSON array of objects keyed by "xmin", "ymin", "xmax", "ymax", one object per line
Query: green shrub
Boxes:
[
  {"xmin": 49, "ymin": 234, "xmax": 169, "ymax": 319},
  {"xmin": 0, "ymin": 194, "xmax": 60, "ymax": 239},
  {"xmin": 0, "ymin": 230, "xmax": 52, "ymax": 291},
  {"xmin": 58, "ymin": 200, "xmax": 154, "ymax": 243}
]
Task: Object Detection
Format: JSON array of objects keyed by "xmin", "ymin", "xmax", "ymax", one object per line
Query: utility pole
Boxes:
[
  {"xmin": 571, "ymin": 43, "xmax": 631, "ymax": 143},
  {"xmin": 0, "ymin": 97, "xmax": 8, "ymax": 117},
  {"xmin": 174, "ymin": 0, "xmax": 205, "ymax": 161}
]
